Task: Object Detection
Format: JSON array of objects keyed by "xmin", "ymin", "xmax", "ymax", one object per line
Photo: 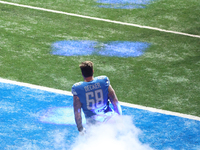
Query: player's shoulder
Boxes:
[
  {"xmin": 96, "ymin": 75, "xmax": 109, "ymax": 80},
  {"xmin": 95, "ymin": 75, "xmax": 110, "ymax": 86},
  {"xmin": 71, "ymin": 81, "xmax": 84, "ymax": 95},
  {"xmin": 72, "ymin": 81, "xmax": 84, "ymax": 88}
]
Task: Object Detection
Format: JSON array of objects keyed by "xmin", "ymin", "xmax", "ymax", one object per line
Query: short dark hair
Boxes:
[{"xmin": 79, "ymin": 61, "xmax": 94, "ymax": 77}]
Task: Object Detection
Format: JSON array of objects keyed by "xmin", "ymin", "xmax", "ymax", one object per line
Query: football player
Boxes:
[{"xmin": 72, "ymin": 61, "xmax": 122, "ymax": 134}]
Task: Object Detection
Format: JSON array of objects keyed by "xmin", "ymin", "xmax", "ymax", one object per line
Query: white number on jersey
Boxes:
[{"xmin": 86, "ymin": 89, "xmax": 104, "ymax": 110}]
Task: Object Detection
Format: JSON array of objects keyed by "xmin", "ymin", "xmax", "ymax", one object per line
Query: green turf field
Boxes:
[{"xmin": 0, "ymin": 0, "xmax": 200, "ymax": 117}]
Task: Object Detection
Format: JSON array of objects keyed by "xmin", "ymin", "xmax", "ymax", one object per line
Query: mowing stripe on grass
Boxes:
[
  {"xmin": 1, "ymin": 77, "xmax": 200, "ymax": 121},
  {"xmin": 0, "ymin": 0, "xmax": 200, "ymax": 39}
]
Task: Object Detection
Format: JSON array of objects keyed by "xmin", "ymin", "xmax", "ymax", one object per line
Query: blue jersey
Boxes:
[{"xmin": 72, "ymin": 76, "xmax": 112, "ymax": 118}]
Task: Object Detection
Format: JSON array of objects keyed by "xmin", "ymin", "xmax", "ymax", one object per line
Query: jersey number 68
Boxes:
[{"xmin": 85, "ymin": 89, "xmax": 104, "ymax": 110}]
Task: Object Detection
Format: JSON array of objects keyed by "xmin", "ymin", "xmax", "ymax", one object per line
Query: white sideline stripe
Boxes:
[
  {"xmin": 1, "ymin": 77, "xmax": 200, "ymax": 121},
  {"xmin": 1, "ymin": 1, "xmax": 200, "ymax": 39},
  {"xmin": 120, "ymin": 102, "xmax": 200, "ymax": 121},
  {"xmin": 0, "ymin": 78, "xmax": 72, "ymax": 96}
]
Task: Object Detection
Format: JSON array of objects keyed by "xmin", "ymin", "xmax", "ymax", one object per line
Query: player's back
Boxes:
[{"xmin": 72, "ymin": 76, "xmax": 110, "ymax": 118}]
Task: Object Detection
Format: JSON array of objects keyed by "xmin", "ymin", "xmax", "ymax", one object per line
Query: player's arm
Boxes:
[
  {"xmin": 73, "ymin": 95, "xmax": 84, "ymax": 132},
  {"xmin": 108, "ymin": 85, "xmax": 122, "ymax": 115}
]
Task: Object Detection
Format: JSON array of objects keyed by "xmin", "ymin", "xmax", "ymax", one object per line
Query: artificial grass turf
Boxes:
[
  {"xmin": 2, "ymin": 0, "xmax": 200, "ymax": 35},
  {"xmin": 0, "ymin": 3, "xmax": 200, "ymax": 117}
]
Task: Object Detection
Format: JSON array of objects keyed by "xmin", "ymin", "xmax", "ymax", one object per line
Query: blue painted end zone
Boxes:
[
  {"xmin": 51, "ymin": 40, "xmax": 151, "ymax": 57},
  {"xmin": 0, "ymin": 82, "xmax": 77, "ymax": 149},
  {"xmin": 0, "ymin": 81, "xmax": 200, "ymax": 149},
  {"xmin": 122, "ymin": 106, "xmax": 200, "ymax": 149}
]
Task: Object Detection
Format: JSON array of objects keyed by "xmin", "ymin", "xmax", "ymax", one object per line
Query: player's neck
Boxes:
[{"xmin": 84, "ymin": 76, "xmax": 94, "ymax": 82}]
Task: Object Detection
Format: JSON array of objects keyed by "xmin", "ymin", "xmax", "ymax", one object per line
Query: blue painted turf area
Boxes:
[
  {"xmin": 0, "ymin": 82, "xmax": 200, "ymax": 150},
  {"xmin": 51, "ymin": 40, "xmax": 151, "ymax": 57},
  {"xmin": 96, "ymin": 0, "xmax": 155, "ymax": 9}
]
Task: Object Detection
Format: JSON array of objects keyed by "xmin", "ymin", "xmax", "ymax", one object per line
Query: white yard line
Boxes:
[
  {"xmin": 1, "ymin": 77, "xmax": 200, "ymax": 121},
  {"xmin": 0, "ymin": 0, "xmax": 200, "ymax": 39}
]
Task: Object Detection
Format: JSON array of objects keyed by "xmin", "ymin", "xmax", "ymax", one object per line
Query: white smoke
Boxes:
[
  {"xmin": 9, "ymin": 116, "xmax": 155, "ymax": 150},
  {"xmin": 71, "ymin": 115, "xmax": 154, "ymax": 150}
]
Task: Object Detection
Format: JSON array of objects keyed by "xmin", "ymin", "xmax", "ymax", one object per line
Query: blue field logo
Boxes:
[
  {"xmin": 96, "ymin": 0, "xmax": 155, "ymax": 9},
  {"xmin": 51, "ymin": 40, "xmax": 151, "ymax": 57}
]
